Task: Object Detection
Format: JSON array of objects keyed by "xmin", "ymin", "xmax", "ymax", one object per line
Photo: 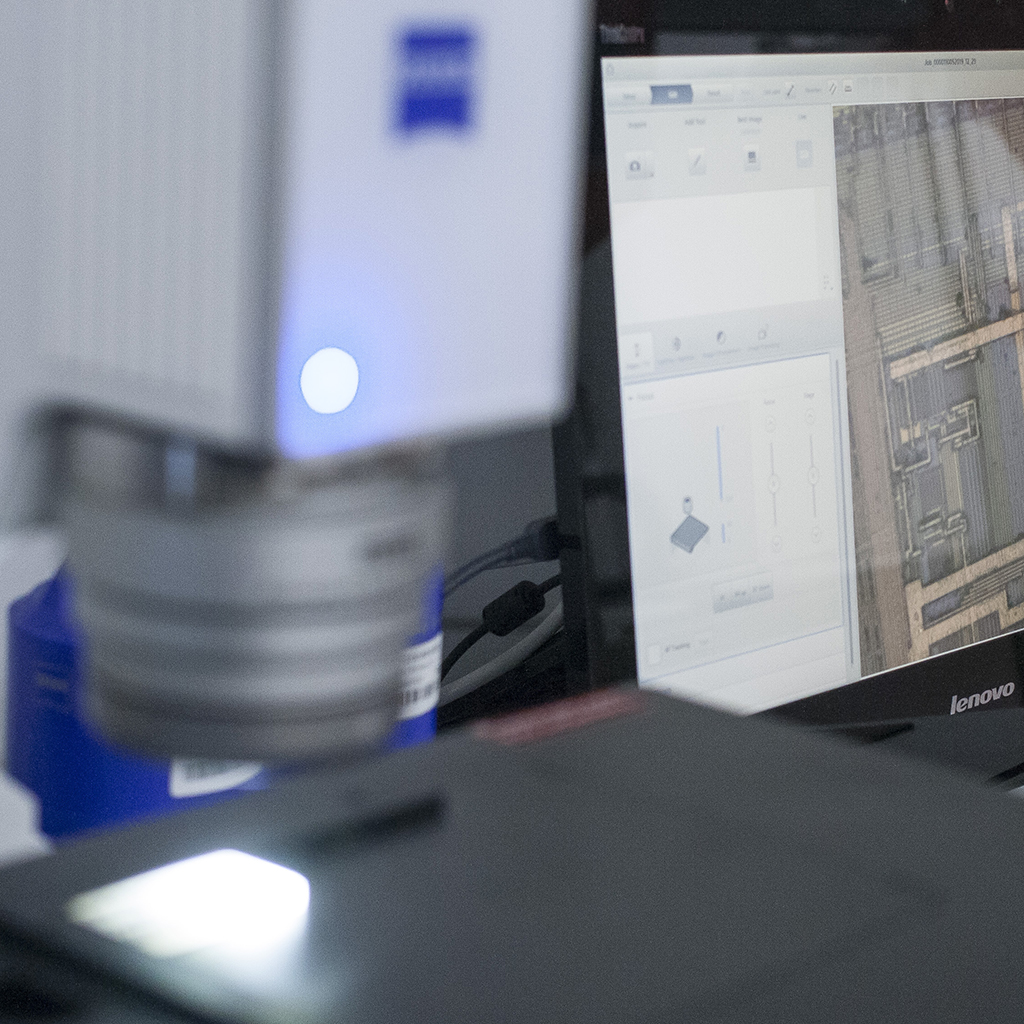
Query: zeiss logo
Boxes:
[
  {"xmin": 396, "ymin": 25, "xmax": 477, "ymax": 135},
  {"xmin": 949, "ymin": 681, "xmax": 1015, "ymax": 715}
]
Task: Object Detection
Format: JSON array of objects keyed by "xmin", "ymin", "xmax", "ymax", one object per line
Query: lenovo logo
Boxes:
[{"xmin": 950, "ymin": 681, "xmax": 1015, "ymax": 715}]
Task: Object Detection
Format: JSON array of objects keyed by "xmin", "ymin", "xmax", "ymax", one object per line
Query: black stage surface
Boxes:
[{"xmin": 2, "ymin": 690, "xmax": 1024, "ymax": 1022}]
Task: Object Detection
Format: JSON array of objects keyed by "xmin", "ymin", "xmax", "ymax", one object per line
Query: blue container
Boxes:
[
  {"xmin": 387, "ymin": 567, "xmax": 443, "ymax": 750},
  {"xmin": 6, "ymin": 567, "xmax": 268, "ymax": 841}
]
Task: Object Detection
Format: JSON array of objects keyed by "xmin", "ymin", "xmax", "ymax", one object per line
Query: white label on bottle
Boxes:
[
  {"xmin": 169, "ymin": 760, "xmax": 262, "ymax": 799},
  {"xmin": 399, "ymin": 633, "xmax": 442, "ymax": 719}
]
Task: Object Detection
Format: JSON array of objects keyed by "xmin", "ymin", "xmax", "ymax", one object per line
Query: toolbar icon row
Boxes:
[{"xmin": 626, "ymin": 141, "xmax": 812, "ymax": 179}]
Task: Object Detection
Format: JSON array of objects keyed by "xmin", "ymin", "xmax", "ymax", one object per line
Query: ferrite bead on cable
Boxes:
[{"xmin": 481, "ymin": 581, "xmax": 547, "ymax": 637}]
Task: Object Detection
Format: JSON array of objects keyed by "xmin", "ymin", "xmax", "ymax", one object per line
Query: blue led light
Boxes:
[
  {"xmin": 300, "ymin": 347, "xmax": 359, "ymax": 415},
  {"xmin": 276, "ymin": 257, "xmax": 417, "ymax": 459}
]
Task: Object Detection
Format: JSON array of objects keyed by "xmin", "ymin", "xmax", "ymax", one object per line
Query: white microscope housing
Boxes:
[{"xmin": 0, "ymin": 0, "xmax": 587, "ymax": 759}]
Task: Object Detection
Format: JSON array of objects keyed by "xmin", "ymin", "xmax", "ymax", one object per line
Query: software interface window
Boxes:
[{"xmin": 603, "ymin": 52, "xmax": 1024, "ymax": 712}]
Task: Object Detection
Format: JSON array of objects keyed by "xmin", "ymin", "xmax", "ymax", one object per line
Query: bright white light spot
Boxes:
[
  {"xmin": 67, "ymin": 849, "xmax": 310, "ymax": 959},
  {"xmin": 300, "ymin": 347, "xmax": 359, "ymax": 414}
]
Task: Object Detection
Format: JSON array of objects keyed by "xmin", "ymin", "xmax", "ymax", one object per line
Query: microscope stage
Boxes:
[{"xmin": 1, "ymin": 690, "xmax": 1023, "ymax": 1023}]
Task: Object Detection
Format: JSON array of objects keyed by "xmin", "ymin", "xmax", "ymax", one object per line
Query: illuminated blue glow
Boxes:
[{"xmin": 277, "ymin": 251, "xmax": 422, "ymax": 458}]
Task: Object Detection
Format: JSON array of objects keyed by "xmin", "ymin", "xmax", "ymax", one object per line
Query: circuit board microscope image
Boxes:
[{"xmin": 836, "ymin": 99, "xmax": 1024, "ymax": 674}]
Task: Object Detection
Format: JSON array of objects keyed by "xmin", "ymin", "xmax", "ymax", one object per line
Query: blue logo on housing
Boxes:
[{"xmin": 397, "ymin": 25, "xmax": 476, "ymax": 134}]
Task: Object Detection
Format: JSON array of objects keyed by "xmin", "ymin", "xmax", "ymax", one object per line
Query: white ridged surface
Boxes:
[{"xmin": 33, "ymin": 0, "xmax": 261, "ymax": 437}]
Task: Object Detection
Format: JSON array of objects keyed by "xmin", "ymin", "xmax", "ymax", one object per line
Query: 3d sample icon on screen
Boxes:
[{"xmin": 671, "ymin": 496, "xmax": 708, "ymax": 553}]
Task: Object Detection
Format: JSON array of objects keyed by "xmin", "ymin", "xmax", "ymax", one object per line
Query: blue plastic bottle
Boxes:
[
  {"xmin": 7, "ymin": 567, "xmax": 268, "ymax": 840},
  {"xmin": 387, "ymin": 567, "xmax": 443, "ymax": 749}
]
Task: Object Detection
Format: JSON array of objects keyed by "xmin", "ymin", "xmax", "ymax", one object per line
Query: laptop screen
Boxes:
[{"xmin": 602, "ymin": 51, "xmax": 1024, "ymax": 713}]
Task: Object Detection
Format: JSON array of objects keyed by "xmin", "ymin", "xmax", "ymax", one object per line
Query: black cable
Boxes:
[
  {"xmin": 443, "ymin": 517, "xmax": 561, "ymax": 598},
  {"xmin": 444, "ymin": 552, "xmax": 522, "ymax": 597},
  {"xmin": 440, "ymin": 573, "xmax": 561, "ymax": 681},
  {"xmin": 444, "ymin": 548, "xmax": 517, "ymax": 595},
  {"xmin": 440, "ymin": 622, "xmax": 490, "ymax": 681}
]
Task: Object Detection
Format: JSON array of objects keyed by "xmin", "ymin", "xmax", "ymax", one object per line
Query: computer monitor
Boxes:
[{"xmin": 554, "ymin": 23, "xmax": 1024, "ymax": 779}]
